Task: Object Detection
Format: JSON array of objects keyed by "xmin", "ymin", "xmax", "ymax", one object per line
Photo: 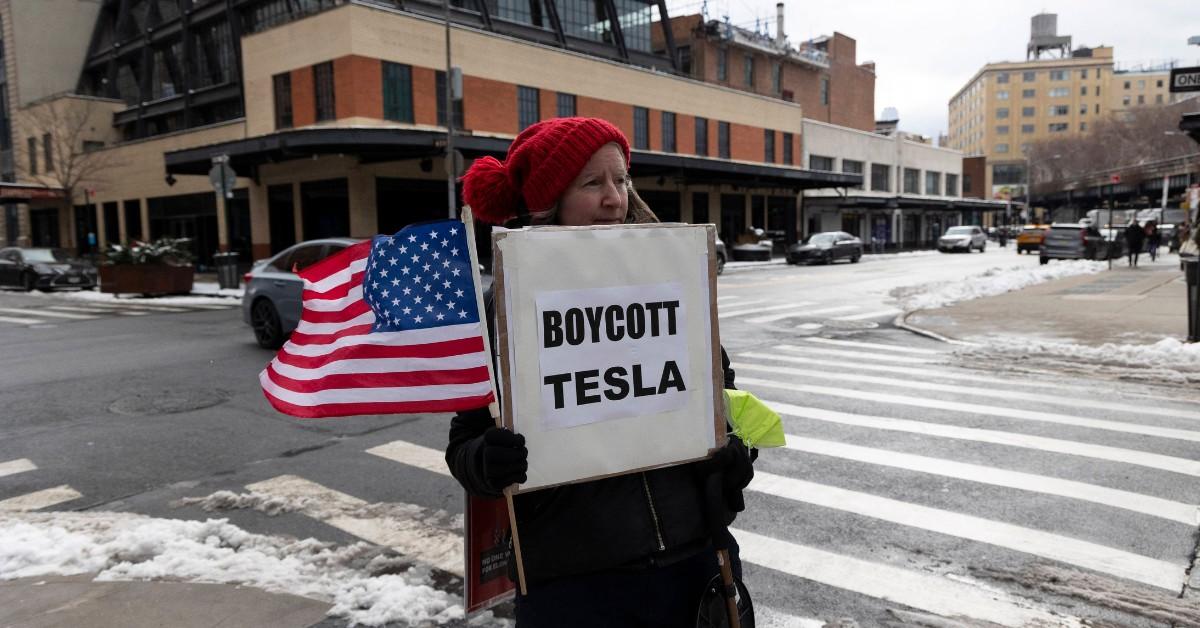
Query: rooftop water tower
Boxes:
[{"xmin": 1027, "ymin": 13, "xmax": 1072, "ymax": 60}]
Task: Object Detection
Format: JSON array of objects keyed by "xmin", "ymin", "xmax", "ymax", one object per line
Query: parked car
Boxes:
[
  {"xmin": 1015, "ymin": 225, "xmax": 1049, "ymax": 254},
  {"xmin": 715, "ymin": 236, "xmax": 727, "ymax": 275},
  {"xmin": 786, "ymin": 231, "xmax": 863, "ymax": 265},
  {"xmin": 937, "ymin": 226, "xmax": 987, "ymax": 253},
  {"xmin": 0, "ymin": 247, "xmax": 97, "ymax": 291},
  {"xmin": 243, "ymin": 237, "xmax": 360, "ymax": 349},
  {"xmin": 1039, "ymin": 223, "xmax": 1105, "ymax": 265}
]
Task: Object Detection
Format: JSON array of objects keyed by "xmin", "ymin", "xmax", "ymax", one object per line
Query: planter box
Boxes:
[{"xmin": 99, "ymin": 264, "xmax": 194, "ymax": 296}]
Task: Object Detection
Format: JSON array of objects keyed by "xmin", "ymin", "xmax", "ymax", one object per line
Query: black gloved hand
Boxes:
[
  {"xmin": 697, "ymin": 435, "xmax": 754, "ymax": 516},
  {"xmin": 478, "ymin": 427, "xmax": 528, "ymax": 493}
]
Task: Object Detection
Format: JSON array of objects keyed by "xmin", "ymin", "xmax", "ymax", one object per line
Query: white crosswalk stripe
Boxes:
[
  {"xmin": 0, "ymin": 315, "xmax": 44, "ymax": 325},
  {"xmin": 830, "ymin": 308, "xmax": 901, "ymax": 321},
  {"xmin": 776, "ymin": 344, "xmax": 936, "ymax": 364},
  {"xmin": 366, "ymin": 440, "xmax": 452, "ymax": 476},
  {"xmin": 0, "ymin": 458, "xmax": 36, "ymax": 478},
  {"xmin": 746, "ymin": 305, "xmax": 857, "ymax": 325},
  {"xmin": 719, "ymin": 301, "xmax": 814, "ymax": 319},
  {"xmin": 46, "ymin": 305, "xmax": 149, "ymax": 316},
  {"xmin": 0, "ymin": 301, "xmax": 236, "ymax": 326},
  {"xmin": 0, "ymin": 307, "xmax": 95, "ymax": 320},
  {"xmin": 799, "ymin": 336, "xmax": 942, "ymax": 355},
  {"xmin": 0, "ymin": 485, "xmax": 82, "ymax": 512}
]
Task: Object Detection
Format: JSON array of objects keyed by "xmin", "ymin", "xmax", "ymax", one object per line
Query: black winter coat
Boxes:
[{"xmin": 445, "ymin": 293, "xmax": 740, "ymax": 586}]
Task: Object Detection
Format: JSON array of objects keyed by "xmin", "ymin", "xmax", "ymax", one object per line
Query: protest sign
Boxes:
[{"xmin": 492, "ymin": 223, "xmax": 725, "ymax": 492}]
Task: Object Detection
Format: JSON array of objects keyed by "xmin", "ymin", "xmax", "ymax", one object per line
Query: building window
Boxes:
[
  {"xmin": 633, "ymin": 106, "xmax": 649, "ymax": 150},
  {"xmin": 1048, "ymin": 105, "xmax": 1069, "ymax": 116},
  {"xmin": 695, "ymin": 117, "xmax": 708, "ymax": 156},
  {"xmin": 1138, "ymin": 80, "xmax": 1145, "ymax": 89},
  {"xmin": 963, "ymin": 174, "xmax": 972, "ymax": 193},
  {"xmin": 677, "ymin": 45, "xmax": 691, "ymax": 75},
  {"xmin": 1048, "ymin": 123, "xmax": 1068, "ymax": 132},
  {"xmin": 435, "ymin": 70, "xmax": 464, "ymax": 129},
  {"xmin": 717, "ymin": 121, "xmax": 729, "ymax": 158},
  {"xmin": 42, "ymin": 134, "xmax": 53, "ymax": 173},
  {"xmin": 1022, "ymin": 71, "xmax": 1036, "ymax": 81},
  {"xmin": 743, "ymin": 55, "xmax": 754, "ymax": 86},
  {"xmin": 925, "ymin": 171, "xmax": 941, "ymax": 195},
  {"xmin": 993, "ymin": 163, "xmax": 1024, "ymax": 184},
  {"xmin": 313, "ymin": 61, "xmax": 335, "ymax": 122},
  {"xmin": 1049, "ymin": 87, "xmax": 1069, "ymax": 98},
  {"xmin": 661, "ymin": 111, "xmax": 676, "ymax": 152},
  {"xmin": 842, "ymin": 158, "xmax": 862, "ymax": 188},
  {"xmin": 820, "ymin": 76, "xmax": 830, "ymax": 106},
  {"xmin": 1080, "ymin": 86, "xmax": 1087, "ymax": 96},
  {"xmin": 1022, "ymin": 89, "xmax": 1035, "ymax": 98},
  {"xmin": 1156, "ymin": 94, "xmax": 1163, "ymax": 104},
  {"xmin": 782, "ymin": 132, "xmax": 793, "ymax": 165},
  {"xmin": 1049, "ymin": 70, "xmax": 1067, "ymax": 81},
  {"xmin": 763, "ymin": 129, "xmax": 775, "ymax": 163},
  {"xmin": 1095, "ymin": 85, "xmax": 1100, "ymax": 96},
  {"xmin": 995, "ymin": 143, "xmax": 1009, "ymax": 153},
  {"xmin": 273, "ymin": 72, "xmax": 292, "ymax": 129},
  {"xmin": 1020, "ymin": 143, "xmax": 1030, "ymax": 155},
  {"xmin": 1122, "ymin": 95, "xmax": 1131, "ymax": 106},
  {"xmin": 946, "ymin": 173, "xmax": 958, "ymax": 197},
  {"xmin": 716, "ymin": 48, "xmax": 727, "ymax": 81},
  {"xmin": 870, "ymin": 163, "xmax": 890, "ymax": 192},
  {"xmin": 83, "ymin": 140, "xmax": 104, "ymax": 152},
  {"xmin": 1079, "ymin": 104, "xmax": 1087, "ymax": 115},
  {"xmin": 997, "ymin": 90, "xmax": 1009, "ymax": 100},
  {"xmin": 810, "ymin": 155, "xmax": 834, "ymax": 171},
  {"xmin": 26, "ymin": 137, "xmax": 35, "ymax": 175},
  {"xmin": 1156, "ymin": 79, "xmax": 1164, "ymax": 88},
  {"xmin": 382, "ymin": 62, "xmax": 413, "ymax": 123},
  {"xmin": 996, "ymin": 125, "xmax": 1010, "ymax": 134},
  {"xmin": 1124, "ymin": 81, "xmax": 1131, "ymax": 89},
  {"xmin": 557, "ymin": 92, "xmax": 576, "ymax": 117},
  {"xmin": 1080, "ymin": 122, "xmax": 1087, "ymax": 132},
  {"xmin": 518, "ymin": 86, "xmax": 540, "ymax": 131},
  {"xmin": 996, "ymin": 108, "xmax": 1009, "ymax": 119},
  {"xmin": 903, "ymin": 168, "xmax": 920, "ymax": 194},
  {"xmin": 1137, "ymin": 94, "xmax": 1145, "ymax": 105},
  {"xmin": 771, "ymin": 63, "xmax": 782, "ymax": 94},
  {"xmin": 996, "ymin": 72, "xmax": 1009, "ymax": 83}
]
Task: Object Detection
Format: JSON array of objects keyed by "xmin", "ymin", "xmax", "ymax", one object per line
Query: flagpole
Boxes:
[{"xmin": 462, "ymin": 206, "xmax": 529, "ymax": 595}]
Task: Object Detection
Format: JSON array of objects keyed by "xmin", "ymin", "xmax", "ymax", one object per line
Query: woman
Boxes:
[
  {"xmin": 1144, "ymin": 220, "xmax": 1161, "ymax": 262},
  {"xmin": 445, "ymin": 117, "xmax": 754, "ymax": 627},
  {"xmin": 1125, "ymin": 220, "xmax": 1145, "ymax": 267}
]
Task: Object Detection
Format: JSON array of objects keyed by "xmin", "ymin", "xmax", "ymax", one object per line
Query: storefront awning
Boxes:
[
  {"xmin": 164, "ymin": 127, "xmax": 861, "ymax": 191},
  {"xmin": 824, "ymin": 195, "xmax": 1006, "ymax": 212},
  {"xmin": 0, "ymin": 183, "xmax": 66, "ymax": 203}
]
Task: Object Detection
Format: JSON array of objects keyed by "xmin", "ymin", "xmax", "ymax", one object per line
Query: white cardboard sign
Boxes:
[{"xmin": 493, "ymin": 224, "xmax": 724, "ymax": 492}]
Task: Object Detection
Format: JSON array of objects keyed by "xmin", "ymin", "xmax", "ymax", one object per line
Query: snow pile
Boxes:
[
  {"xmin": 191, "ymin": 282, "xmax": 246, "ymax": 299},
  {"xmin": 27, "ymin": 287, "xmax": 241, "ymax": 306},
  {"xmin": 891, "ymin": 260, "xmax": 1106, "ymax": 312},
  {"xmin": 954, "ymin": 337, "xmax": 1200, "ymax": 383},
  {"xmin": 0, "ymin": 512, "xmax": 493, "ymax": 627}
]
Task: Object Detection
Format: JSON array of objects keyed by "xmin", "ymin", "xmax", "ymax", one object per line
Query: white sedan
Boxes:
[{"xmin": 937, "ymin": 226, "xmax": 987, "ymax": 253}]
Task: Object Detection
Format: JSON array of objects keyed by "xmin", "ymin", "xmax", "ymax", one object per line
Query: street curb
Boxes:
[{"xmin": 892, "ymin": 311, "xmax": 979, "ymax": 347}]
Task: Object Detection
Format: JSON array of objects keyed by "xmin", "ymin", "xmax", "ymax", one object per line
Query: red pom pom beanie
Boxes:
[{"xmin": 462, "ymin": 117, "xmax": 631, "ymax": 225}]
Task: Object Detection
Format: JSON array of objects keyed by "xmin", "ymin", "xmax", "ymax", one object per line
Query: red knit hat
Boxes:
[{"xmin": 462, "ymin": 117, "xmax": 631, "ymax": 224}]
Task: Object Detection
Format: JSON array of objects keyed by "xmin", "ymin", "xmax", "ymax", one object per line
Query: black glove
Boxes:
[
  {"xmin": 697, "ymin": 435, "xmax": 754, "ymax": 516},
  {"xmin": 478, "ymin": 427, "xmax": 528, "ymax": 493}
]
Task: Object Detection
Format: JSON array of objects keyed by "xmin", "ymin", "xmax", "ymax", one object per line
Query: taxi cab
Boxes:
[{"xmin": 1015, "ymin": 224, "xmax": 1050, "ymax": 254}]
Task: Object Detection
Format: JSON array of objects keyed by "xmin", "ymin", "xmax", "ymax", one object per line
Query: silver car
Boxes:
[
  {"xmin": 937, "ymin": 226, "xmax": 987, "ymax": 253},
  {"xmin": 243, "ymin": 238, "xmax": 359, "ymax": 348}
]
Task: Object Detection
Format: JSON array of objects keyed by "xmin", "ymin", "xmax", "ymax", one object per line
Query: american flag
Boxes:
[{"xmin": 259, "ymin": 219, "xmax": 495, "ymax": 418}]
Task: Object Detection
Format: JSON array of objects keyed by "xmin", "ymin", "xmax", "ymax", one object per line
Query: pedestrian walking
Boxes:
[
  {"xmin": 1144, "ymin": 220, "xmax": 1161, "ymax": 262},
  {"xmin": 446, "ymin": 117, "xmax": 756, "ymax": 628},
  {"xmin": 1125, "ymin": 219, "xmax": 1145, "ymax": 267}
]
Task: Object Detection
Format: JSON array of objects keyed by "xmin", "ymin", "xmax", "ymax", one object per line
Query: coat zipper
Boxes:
[{"xmin": 641, "ymin": 472, "xmax": 666, "ymax": 551}]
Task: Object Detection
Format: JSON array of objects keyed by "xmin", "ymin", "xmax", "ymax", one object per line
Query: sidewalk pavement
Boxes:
[
  {"xmin": 905, "ymin": 255, "xmax": 1189, "ymax": 346},
  {"xmin": 0, "ymin": 574, "xmax": 330, "ymax": 628}
]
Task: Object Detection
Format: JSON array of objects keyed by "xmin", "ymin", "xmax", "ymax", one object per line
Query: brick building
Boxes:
[{"xmin": 0, "ymin": 0, "xmax": 858, "ymax": 266}]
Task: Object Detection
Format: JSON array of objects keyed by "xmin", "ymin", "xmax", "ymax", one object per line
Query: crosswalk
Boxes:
[
  {"xmin": 716, "ymin": 293, "xmax": 901, "ymax": 330},
  {"xmin": 0, "ymin": 300, "xmax": 237, "ymax": 327},
  {"xmin": 5, "ymin": 337, "xmax": 1197, "ymax": 625}
]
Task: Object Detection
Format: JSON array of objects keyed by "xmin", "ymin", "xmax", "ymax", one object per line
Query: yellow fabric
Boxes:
[{"xmin": 724, "ymin": 389, "xmax": 785, "ymax": 449}]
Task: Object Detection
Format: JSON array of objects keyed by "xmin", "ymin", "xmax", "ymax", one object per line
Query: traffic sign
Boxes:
[
  {"xmin": 208, "ymin": 155, "xmax": 236, "ymax": 199},
  {"xmin": 1169, "ymin": 66, "xmax": 1200, "ymax": 93},
  {"xmin": 1110, "ymin": 174, "xmax": 1121, "ymax": 184}
]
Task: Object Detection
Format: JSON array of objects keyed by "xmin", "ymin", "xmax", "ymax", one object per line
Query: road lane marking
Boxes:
[
  {"xmin": 735, "ymin": 369, "xmax": 1200, "ymax": 443},
  {"xmin": 737, "ymin": 356, "xmax": 1200, "ymax": 423},
  {"xmin": 0, "ymin": 307, "xmax": 95, "ymax": 320},
  {"xmin": 801, "ymin": 336, "xmax": 941, "ymax": 355},
  {"xmin": 245, "ymin": 475, "xmax": 463, "ymax": 576},
  {"xmin": 759, "ymin": 399, "xmax": 1200, "ymax": 477},
  {"xmin": 719, "ymin": 301, "xmax": 814, "ymax": 319},
  {"xmin": 831, "ymin": 309, "xmax": 902, "ymax": 321},
  {"xmin": 0, "ymin": 459, "xmax": 36, "ymax": 478},
  {"xmin": 45, "ymin": 305, "xmax": 148, "ymax": 316},
  {"xmin": 0, "ymin": 315, "xmax": 44, "ymax": 325},
  {"xmin": 68, "ymin": 302, "xmax": 190, "ymax": 313},
  {"xmin": 733, "ymin": 529, "xmax": 1079, "ymax": 627},
  {"xmin": 748, "ymin": 472, "xmax": 1187, "ymax": 591},
  {"xmin": 776, "ymin": 344, "xmax": 935, "ymax": 365},
  {"xmin": 746, "ymin": 305, "xmax": 857, "ymax": 324},
  {"xmin": 366, "ymin": 440, "xmax": 452, "ymax": 477},
  {"xmin": 0, "ymin": 485, "xmax": 82, "ymax": 512},
  {"xmin": 785, "ymin": 437, "xmax": 1198, "ymax": 525}
]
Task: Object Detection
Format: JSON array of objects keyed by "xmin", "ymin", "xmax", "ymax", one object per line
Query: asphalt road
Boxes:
[{"xmin": 2, "ymin": 247, "xmax": 1197, "ymax": 627}]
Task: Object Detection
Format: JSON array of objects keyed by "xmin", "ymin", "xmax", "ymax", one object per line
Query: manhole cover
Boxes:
[{"xmin": 109, "ymin": 389, "xmax": 228, "ymax": 416}]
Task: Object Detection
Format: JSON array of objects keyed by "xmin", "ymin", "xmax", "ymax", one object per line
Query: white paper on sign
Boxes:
[{"xmin": 535, "ymin": 283, "xmax": 689, "ymax": 431}]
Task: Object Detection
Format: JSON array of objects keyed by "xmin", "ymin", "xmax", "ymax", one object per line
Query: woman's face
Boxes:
[{"xmin": 556, "ymin": 143, "xmax": 629, "ymax": 226}]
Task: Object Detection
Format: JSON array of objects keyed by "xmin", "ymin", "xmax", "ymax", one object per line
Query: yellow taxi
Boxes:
[{"xmin": 1015, "ymin": 224, "xmax": 1050, "ymax": 254}]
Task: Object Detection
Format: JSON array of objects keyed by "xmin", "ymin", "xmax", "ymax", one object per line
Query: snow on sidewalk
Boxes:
[
  {"xmin": 953, "ymin": 337, "xmax": 1200, "ymax": 384},
  {"xmin": 0, "ymin": 511, "xmax": 502, "ymax": 627},
  {"xmin": 24, "ymin": 281, "xmax": 241, "ymax": 306},
  {"xmin": 890, "ymin": 260, "xmax": 1106, "ymax": 312}
]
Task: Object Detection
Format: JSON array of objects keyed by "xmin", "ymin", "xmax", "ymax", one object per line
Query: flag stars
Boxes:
[
  {"xmin": 423, "ymin": 283, "xmax": 432, "ymax": 292},
  {"xmin": 447, "ymin": 301, "xmax": 456, "ymax": 310},
  {"xmin": 391, "ymin": 298, "xmax": 400, "ymax": 307},
  {"xmin": 443, "ymin": 280, "xmax": 451, "ymax": 289},
  {"xmin": 414, "ymin": 296, "xmax": 423, "ymax": 304},
  {"xmin": 423, "ymin": 263, "xmax": 431, "ymax": 272},
  {"xmin": 402, "ymin": 306, "xmax": 411, "ymax": 315},
  {"xmin": 449, "ymin": 227, "xmax": 459, "ymax": 236},
  {"xmin": 432, "ymin": 271, "xmax": 441, "ymax": 280},
  {"xmin": 391, "ymin": 278, "xmax": 400, "ymax": 287},
  {"xmin": 372, "ymin": 281, "xmax": 380, "ymax": 289},
  {"xmin": 436, "ymin": 313, "xmax": 445, "ymax": 321},
  {"xmin": 414, "ymin": 315, "xmax": 423, "ymax": 323},
  {"xmin": 458, "ymin": 310, "xmax": 468, "ymax": 318},
  {"xmin": 420, "ymin": 242, "xmax": 430, "ymax": 251},
  {"xmin": 388, "ymin": 257, "xmax": 398, "ymax": 266},
  {"xmin": 450, "ymin": 247, "xmax": 459, "ymax": 256},
  {"xmin": 435, "ymin": 293, "xmax": 443, "ymax": 301},
  {"xmin": 387, "ymin": 236, "xmax": 395, "ymax": 245},
  {"xmin": 402, "ymin": 287, "xmax": 412, "ymax": 296},
  {"xmin": 441, "ymin": 238, "xmax": 449, "ymax": 247},
  {"xmin": 430, "ymin": 230, "xmax": 439, "ymax": 239},
  {"xmin": 451, "ymin": 268, "xmax": 461, "ymax": 277},
  {"xmin": 455, "ymin": 289, "xmax": 464, "ymax": 298},
  {"xmin": 401, "ymin": 266, "xmax": 410, "ymax": 275},
  {"xmin": 399, "ymin": 245, "xmax": 407, "ymax": 254},
  {"xmin": 379, "ymin": 269, "xmax": 389, "ymax": 278},
  {"xmin": 408, "ymin": 234, "xmax": 417, "ymax": 243},
  {"xmin": 432, "ymin": 251, "xmax": 440, "ymax": 260},
  {"xmin": 381, "ymin": 289, "xmax": 390, "ymax": 298},
  {"xmin": 442, "ymin": 260, "xmax": 451, "ymax": 269},
  {"xmin": 425, "ymin": 304, "xmax": 434, "ymax": 313},
  {"xmin": 411, "ymin": 254, "xmax": 420, "ymax": 263}
]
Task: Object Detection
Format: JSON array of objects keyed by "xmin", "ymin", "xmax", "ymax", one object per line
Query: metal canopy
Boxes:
[
  {"xmin": 831, "ymin": 195, "xmax": 1007, "ymax": 212},
  {"xmin": 164, "ymin": 127, "xmax": 861, "ymax": 191}
]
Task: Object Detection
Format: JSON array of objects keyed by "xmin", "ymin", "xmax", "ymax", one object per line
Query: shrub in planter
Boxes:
[{"xmin": 99, "ymin": 238, "xmax": 195, "ymax": 296}]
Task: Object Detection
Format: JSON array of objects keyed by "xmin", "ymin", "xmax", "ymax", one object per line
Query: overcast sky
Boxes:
[{"xmin": 704, "ymin": 0, "xmax": 1200, "ymax": 141}]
